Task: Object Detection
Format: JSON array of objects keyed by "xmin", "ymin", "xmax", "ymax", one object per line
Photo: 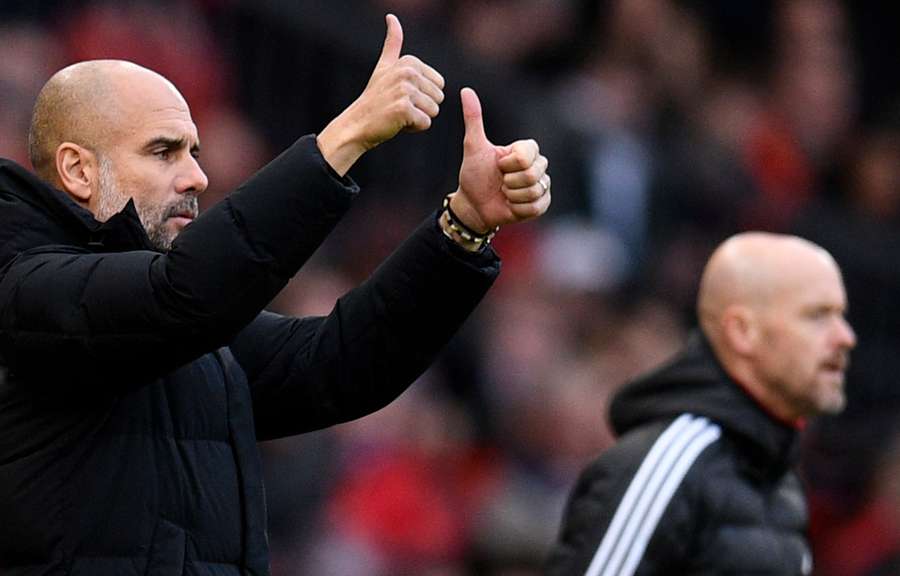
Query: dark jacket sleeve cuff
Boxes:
[{"xmin": 429, "ymin": 209, "xmax": 501, "ymax": 273}]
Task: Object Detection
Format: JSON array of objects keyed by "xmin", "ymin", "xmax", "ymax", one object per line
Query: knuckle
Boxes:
[
  {"xmin": 393, "ymin": 100, "xmax": 415, "ymax": 119},
  {"xmin": 512, "ymin": 202, "xmax": 536, "ymax": 219},
  {"xmin": 503, "ymin": 151, "xmax": 525, "ymax": 170}
]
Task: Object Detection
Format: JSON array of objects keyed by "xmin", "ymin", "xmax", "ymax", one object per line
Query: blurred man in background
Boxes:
[{"xmin": 547, "ymin": 232, "xmax": 855, "ymax": 575}]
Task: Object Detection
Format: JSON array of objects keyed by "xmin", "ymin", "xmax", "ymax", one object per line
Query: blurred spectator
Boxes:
[
  {"xmin": 453, "ymin": 0, "xmax": 578, "ymax": 77},
  {"xmin": 61, "ymin": 1, "xmax": 231, "ymax": 123},
  {"xmin": 810, "ymin": 424, "xmax": 900, "ymax": 576},
  {"xmin": 197, "ymin": 105, "xmax": 270, "ymax": 209},
  {"xmin": 741, "ymin": 0, "xmax": 856, "ymax": 230},
  {"xmin": 304, "ymin": 381, "xmax": 489, "ymax": 575},
  {"xmin": 0, "ymin": 24, "xmax": 64, "ymax": 165}
]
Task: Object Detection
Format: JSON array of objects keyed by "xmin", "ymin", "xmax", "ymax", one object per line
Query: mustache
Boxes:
[
  {"xmin": 163, "ymin": 196, "xmax": 199, "ymax": 219},
  {"xmin": 824, "ymin": 351, "xmax": 850, "ymax": 372}
]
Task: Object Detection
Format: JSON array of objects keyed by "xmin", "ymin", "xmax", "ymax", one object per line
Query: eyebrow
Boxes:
[{"xmin": 143, "ymin": 136, "xmax": 200, "ymax": 155}]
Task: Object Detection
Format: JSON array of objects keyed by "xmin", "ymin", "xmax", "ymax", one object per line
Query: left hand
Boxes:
[{"xmin": 448, "ymin": 87, "xmax": 551, "ymax": 234}]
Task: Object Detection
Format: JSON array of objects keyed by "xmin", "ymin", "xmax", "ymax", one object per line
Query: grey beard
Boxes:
[
  {"xmin": 96, "ymin": 156, "xmax": 198, "ymax": 251},
  {"xmin": 95, "ymin": 155, "xmax": 130, "ymax": 223}
]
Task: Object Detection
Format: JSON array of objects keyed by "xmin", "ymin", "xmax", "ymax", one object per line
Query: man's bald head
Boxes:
[
  {"xmin": 697, "ymin": 232, "xmax": 856, "ymax": 422},
  {"xmin": 697, "ymin": 232, "xmax": 837, "ymax": 338},
  {"xmin": 28, "ymin": 60, "xmax": 185, "ymax": 184}
]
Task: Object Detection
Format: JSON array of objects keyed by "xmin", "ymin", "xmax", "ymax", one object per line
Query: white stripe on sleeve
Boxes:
[{"xmin": 583, "ymin": 413, "xmax": 721, "ymax": 576}]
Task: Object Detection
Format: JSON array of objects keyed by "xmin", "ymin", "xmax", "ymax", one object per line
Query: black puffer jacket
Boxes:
[
  {"xmin": 546, "ymin": 333, "xmax": 812, "ymax": 576},
  {"xmin": 0, "ymin": 136, "xmax": 499, "ymax": 575}
]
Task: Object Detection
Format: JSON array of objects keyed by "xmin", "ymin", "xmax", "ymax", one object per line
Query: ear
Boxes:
[
  {"xmin": 55, "ymin": 142, "xmax": 98, "ymax": 204},
  {"xmin": 721, "ymin": 305, "xmax": 759, "ymax": 357}
]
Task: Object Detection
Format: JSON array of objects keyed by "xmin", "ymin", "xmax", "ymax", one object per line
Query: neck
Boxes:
[{"xmin": 723, "ymin": 363, "xmax": 805, "ymax": 429}]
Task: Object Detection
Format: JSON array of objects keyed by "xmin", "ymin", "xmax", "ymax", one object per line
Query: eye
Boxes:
[
  {"xmin": 154, "ymin": 149, "xmax": 171, "ymax": 161},
  {"xmin": 806, "ymin": 306, "xmax": 843, "ymax": 325},
  {"xmin": 808, "ymin": 309, "xmax": 829, "ymax": 321}
]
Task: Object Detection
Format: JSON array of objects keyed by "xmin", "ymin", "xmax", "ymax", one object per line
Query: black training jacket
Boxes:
[
  {"xmin": 546, "ymin": 333, "xmax": 812, "ymax": 576},
  {"xmin": 0, "ymin": 135, "xmax": 499, "ymax": 575}
]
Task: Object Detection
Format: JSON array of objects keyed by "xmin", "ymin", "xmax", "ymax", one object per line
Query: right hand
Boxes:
[
  {"xmin": 317, "ymin": 14, "xmax": 445, "ymax": 176},
  {"xmin": 448, "ymin": 88, "xmax": 551, "ymax": 234}
]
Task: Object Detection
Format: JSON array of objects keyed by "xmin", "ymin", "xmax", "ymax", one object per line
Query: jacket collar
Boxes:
[
  {"xmin": 610, "ymin": 331, "xmax": 800, "ymax": 475},
  {"xmin": 88, "ymin": 200, "xmax": 159, "ymax": 252},
  {"xmin": 0, "ymin": 158, "xmax": 158, "ymax": 257}
]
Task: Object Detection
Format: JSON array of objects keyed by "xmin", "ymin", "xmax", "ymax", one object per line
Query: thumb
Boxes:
[
  {"xmin": 375, "ymin": 14, "xmax": 403, "ymax": 69},
  {"xmin": 461, "ymin": 87, "xmax": 488, "ymax": 147}
]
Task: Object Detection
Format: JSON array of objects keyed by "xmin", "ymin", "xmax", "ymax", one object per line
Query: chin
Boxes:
[
  {"xmin": 818, "ymin": 392, "xmax": 847, "ymax": 415},
  {"xmin": 164, "ymin": 222, "xmax": 185, "ymax": 242}
]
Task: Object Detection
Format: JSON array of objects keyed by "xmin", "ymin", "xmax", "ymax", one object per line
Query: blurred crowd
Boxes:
[{"xmin": 2, "ymin": 1, "xmax": 899, "ymax": 574}]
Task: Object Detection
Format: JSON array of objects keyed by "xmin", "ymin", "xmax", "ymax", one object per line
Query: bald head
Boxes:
[
  {"xmin": 699, "ymin": 233, "xmax": 840, "ymax": 333},
  {"xmin": 28, "ymin": 60, "xmax": 185, "ymax": 184}
]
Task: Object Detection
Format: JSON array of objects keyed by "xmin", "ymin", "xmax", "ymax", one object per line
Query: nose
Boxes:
[
  {"xmin": 175, "ymin": 155, "xmax": 209, "ymax": 196},
  {"xmin": 834, "ymin": 316, "xmax": 857, "ymax": 350}
]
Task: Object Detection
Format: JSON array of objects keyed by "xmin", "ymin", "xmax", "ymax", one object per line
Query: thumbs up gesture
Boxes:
[
  {"xmin": 317, "ymin": 14, "xmax": 445, "ymax": 176},
  {"xmin": 447, "ymin": 88, "xmax": 551, "ymax": 234}
]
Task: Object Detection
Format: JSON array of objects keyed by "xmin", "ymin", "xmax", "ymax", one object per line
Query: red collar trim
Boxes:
[{"xmin": 728, "ymin": 373, "xmax": 806, "ymax": 430}]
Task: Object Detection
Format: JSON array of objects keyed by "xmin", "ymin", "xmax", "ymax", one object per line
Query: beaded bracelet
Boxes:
[{"xmin": 442, "ymin": 194, "xmax": 499, "ymax": 251}]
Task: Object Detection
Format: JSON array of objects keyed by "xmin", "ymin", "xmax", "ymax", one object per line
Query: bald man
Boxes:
[
  {"xmin": 0, "ymin": 15, "xmax": 551, "ymax": 576},
  {"xmin": 546, "ymin": 233, "xmax": 856, "ymax": 576}
]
